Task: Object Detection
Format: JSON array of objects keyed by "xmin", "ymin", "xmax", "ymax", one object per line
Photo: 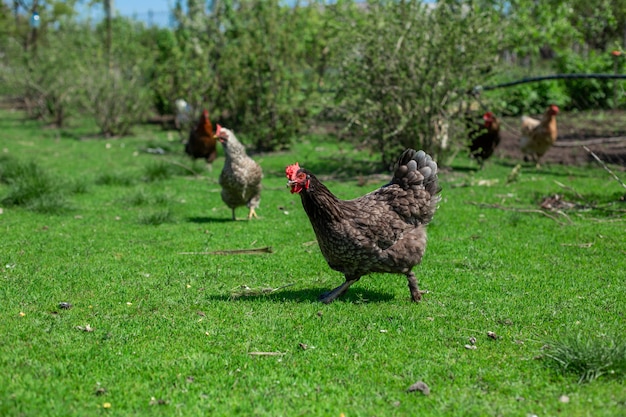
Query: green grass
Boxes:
[
  {"xmin": 544, "ymin": 332, "xmax": 626, "ymax": 383},
  {"xmin": 0, "ymin": 109, "xmax": 625, "ymax": 416}
]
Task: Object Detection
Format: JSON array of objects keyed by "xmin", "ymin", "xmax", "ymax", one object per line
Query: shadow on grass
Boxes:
[
  {"xmin": 207, "ymin": 287, "xmax": 396, "ymax": 304},
  {"xmin": 188, "ymin": 216, "xmax": 233, "ymax": 224}
]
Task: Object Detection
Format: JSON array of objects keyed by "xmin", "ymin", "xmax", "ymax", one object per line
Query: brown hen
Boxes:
[
  {"xmin": 286, "ymin": 149, "xmax": 441, "ymax": 304},
  {"xmin": 216, "ymin": 125, "xmax": 263, "ymax": 220},
  {"xmin": 185, "ymin": 109, "xmax": 217, "ymax": 170},
  {"xmin": 520, "ymin": 104, "xmax": 559, "ymax": 167}
]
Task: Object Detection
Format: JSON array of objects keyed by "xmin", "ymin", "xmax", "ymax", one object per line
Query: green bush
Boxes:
[
  {"xmin": 330, "ymin": 0, "xmax": 504, "ymax": 165},
  {"xmin": 486, "ymin": 71, "xmax": 571, "ymax": 116},
  {"xmin": 555, "ymin": 51, "xmax": 625, "ymax": 110}
]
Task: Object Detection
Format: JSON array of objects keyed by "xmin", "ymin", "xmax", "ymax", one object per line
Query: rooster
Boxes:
[
  {"xmin": 216, "ymin": 124, "xmax": 263, "ymax": 220},
  {"xmin": 466, "ymin": 111, "xmax": 500, "ymax": 167},
  {"xmin": 286, "ymin": 149, "xmax": 440, "ymax": 304},
  {"xmin": 520, "ymin": 104, "xmax": 559, "ymax": 167},
  {"xmin": 185, "ymin": 109, "xmax": 217, "ymax": 170}
]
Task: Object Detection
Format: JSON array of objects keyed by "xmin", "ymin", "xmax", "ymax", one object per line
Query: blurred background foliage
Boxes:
[{"xmin": 1, "ymin": 0, "xmax": 626, "ymax": 164}]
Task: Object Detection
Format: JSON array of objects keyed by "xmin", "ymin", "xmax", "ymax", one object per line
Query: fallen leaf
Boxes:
[
  {"xmin": 469, "ymin": 336, "xmax": 476, "ymax": 345},
  {"xmin": 464, "ymin": 344, "xmax": 477, "ymax": 350},
  {"xmin": 58, "ymin": 302, "xmax": 72, "ymax": 310},
  {"xmin": 298, "ymin": 343, "xmax": 308, "ymax": 350},
  {"xmin": 487, "ymin": 331, "xmax": 497, "ymax": 340},
  {"xmin": 559, "ymin": 395, "xmax": 570, "ymax": 403},
  {"xmin": 407, "ymin": 381, "xmax": 430, "ymax": 395}
]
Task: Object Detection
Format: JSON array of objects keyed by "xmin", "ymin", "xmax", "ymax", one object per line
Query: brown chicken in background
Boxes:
[
  {"xmin": 185, "ymin": 109, "xmax": 217, "ymax": 170},
  {"xmin": 216, "ymin": 124, "xmax": 263, "ymax": 220},
  {"xmin": 286, "ymin": 149, "xmax": 441, "ymax": 304},
  {"xmin": 520, "ymin": 104, "xmax": 559, "ymax": 167},
  {"xmin": 466, "ymin": 111, "xmax": 500, "ymax": 167}
]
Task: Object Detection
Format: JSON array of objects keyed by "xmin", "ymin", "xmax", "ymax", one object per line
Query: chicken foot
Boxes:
[
  {"xmin": 247, "ymin": 207, "xmax": 258, "ymax": 220},
  {"xmin": 318, "ymin": 277, "xmax": 360, "ymax": 304},
  {"xmin": 406, "ymin": 271, "xmax": 425, "ymax": 302}
]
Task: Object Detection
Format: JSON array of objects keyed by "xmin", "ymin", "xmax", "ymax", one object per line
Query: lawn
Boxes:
[{"xmin": 0, "ymin": 109, "xmax": 625, "ymax": 416}]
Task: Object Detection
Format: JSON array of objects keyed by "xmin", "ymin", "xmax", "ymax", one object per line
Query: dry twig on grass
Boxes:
[
  {"xmin": 583, "ymin": 146, "xmax": 626, "ymax": 191},
  {"xmin": 167, "ymin": 159, "xmax": 202, "ymax": 177},
  {"xmin": 467, "ymin": 202, "xmax": 567, "ymax": 225},
  {"xmin": 230, "ymin": 283, "xmax": 296, "ymax": 298},
  {"xmin": 179, "ymin": 247, "xmax": 274, "ymax": 255}
]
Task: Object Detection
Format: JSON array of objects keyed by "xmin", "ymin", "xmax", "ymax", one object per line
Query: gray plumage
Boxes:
[
  {"xmin": 216, "ymin": 127, "xmax": 263, "ymax": 220},
  {"xmin": 287, "ymin": 148, "xmax": 441, "ymax": 303}
]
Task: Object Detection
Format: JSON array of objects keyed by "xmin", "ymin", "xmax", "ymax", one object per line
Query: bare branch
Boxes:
[
  {"xmin": 467, "ymin": 202, "xmax": 566, "ymax": 225},
  {"xmin": 583, "ymin": 146, "xmax": 626, "ymax": 190}
]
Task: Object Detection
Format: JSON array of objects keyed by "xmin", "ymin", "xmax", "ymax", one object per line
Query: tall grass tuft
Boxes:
[
  {"xmin": 143, "ymin": 160, "xmax": 175, "ymax": 182},
  {"xmin": 544, "ymin": 331, "xmax": 626, "ymax": 383},
  {"xmin": 0, "ymin": 158, "xmax": 70, "ymax": 213},
  {"xmin": 95, "ymin": 172, "xmax": 136, "ymax": 186},
  {"xmin": 123, "ymin": 189, "xmax": 173, "ymax": 207},
  {"xmin": 138, "ymin": 209, "xmax": 175, "ymax": 225}
]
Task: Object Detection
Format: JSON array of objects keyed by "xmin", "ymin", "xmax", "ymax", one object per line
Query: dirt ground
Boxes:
[{"xmin": 495, "ymin": 110, "xmax": 626, "ymax": 168}]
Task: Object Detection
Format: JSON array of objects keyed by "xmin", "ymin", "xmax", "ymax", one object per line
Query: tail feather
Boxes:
[
  {"xmin": 391, "ymin": 149, "xmax": 441, "ymax": 225},
  {"xmin": 393, "ymin": 149, "xmax": 440, "ymax": 196}
]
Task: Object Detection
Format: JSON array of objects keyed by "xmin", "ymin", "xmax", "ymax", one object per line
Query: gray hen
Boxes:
[
  {"xmin": 286, "ymin": 149, "xmax": 441, "ymax": 303},
  {"xmin": 216, "ymin": 125, "xmax": 263, "ymax": 220}
]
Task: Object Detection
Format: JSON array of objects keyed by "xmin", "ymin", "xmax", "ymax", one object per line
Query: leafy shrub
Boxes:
[
  {"xmin": 80, "ymin": 66, "xmax": 153, "ymax": 137},
  {"xmin": 330, "ymin": 0, "xmax": 504, "ymax": 165},
  {"xmin": 555, "ymin": 51, "xmax": 625, "ymax": 110},
  {"xmin": 487, "ymin": 74, "xmax": 570, "ymax": 116}
]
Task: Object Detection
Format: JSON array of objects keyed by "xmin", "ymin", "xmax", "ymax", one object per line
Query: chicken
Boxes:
[
  {"xmin": 466, "ymin": 111, "xmax": 500, "ymax": 167},
  {"xmin": 185, "ymin": 109, "xmax": 217, "ymax": 170},
  {"xmin": 286, "ymin": 149, "xmax": 441, "ymax": 304},
  {"xmin": 520, "ymin": 104, "xmax": 559, "ymax": 167},
  {"xmin": 174, "ymin": 98, "xmax": 194, "ymax": 139},
  {"xmin": 216, "ymin": 124, "xmax": 263, "ymax": 220}
]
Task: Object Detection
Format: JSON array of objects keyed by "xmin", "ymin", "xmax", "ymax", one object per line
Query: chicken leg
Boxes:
[
  {"xmin": 407, "ymin": 271, "xmax": 425, "ymax": 302},
  {"xmin": 318, "ymin": 276, "xmax": 361, "ymax": 304},
  {"xmin": 247, "ymin": 207, "xmax": 258, "ymax": 220}
]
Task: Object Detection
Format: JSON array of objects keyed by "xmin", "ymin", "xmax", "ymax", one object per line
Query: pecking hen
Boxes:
[
  {"xmin": 286, "ymin": 149, "xmax": 441, "ymax": 304},
  {"xmin": 216, "ymin": 124, "xmax": 263, "ymax": 220},
  {"xmin": 185, "ymin": 109, "xmax": 218, "ymax": 170},
  {"xmin": 466, "ymin": 111, "xmax": 500, "ymax": 167},
  {"xmin": 520, "ymin": 104, "xmax": 559, "ymax": 167}
]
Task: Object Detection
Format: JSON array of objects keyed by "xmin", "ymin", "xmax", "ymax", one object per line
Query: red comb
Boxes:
[{"xmin": 285, "ymin": 163, "xmax": 301, "ymax": 180}]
